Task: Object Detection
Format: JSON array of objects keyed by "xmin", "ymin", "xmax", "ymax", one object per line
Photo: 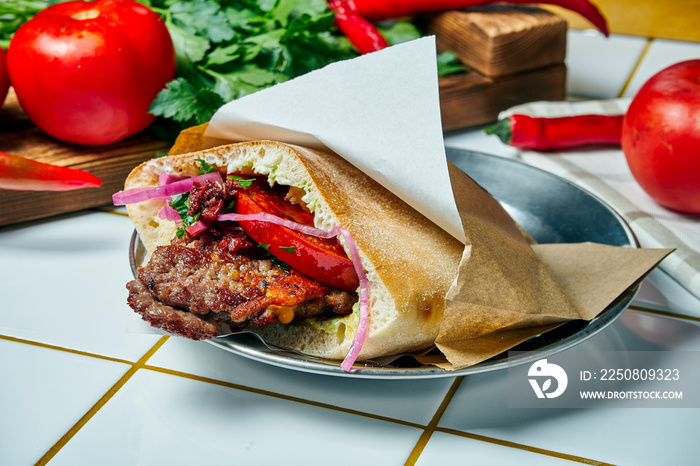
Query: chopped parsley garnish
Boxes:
[
  {"xmin": 169, "ymin": 192, "xmax": 201, "ymax": 233},
  {"xmin": 270, "ymin": 256, "xmax": 290, "ymax": 270},
  {"xmin": 279, "ymin": 246, "xmax": 295, "ymax": 254},
  {"xmin": 257, "ymin": 243, "xmax": 270, "ymax": 250},
  {"xmin": 227, "ymin": 174, "xmax": 254, "ymax": 188},
  {"xmin": 196, "ymin": 158, "xmax": 217, "ymax": 174},
  {"xmin": 224, "ymin": 198, "xmax": 236, "ymax": 211}
]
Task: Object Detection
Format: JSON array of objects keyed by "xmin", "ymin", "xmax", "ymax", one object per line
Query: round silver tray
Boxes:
[{"xmin": 130, "ymin": 148, "xmax": 639, "ymax": 379}]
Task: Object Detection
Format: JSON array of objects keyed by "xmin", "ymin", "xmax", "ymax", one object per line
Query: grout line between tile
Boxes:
[
  {"xmin": 6, "ymin": 305, "xmax": 687, "ymax": 464},
  {"xmin": 403, "ymin": 377, "xmax": 611, "ymax": 465},
  {"xmin": 404, "ymin": 376, "xmax": 464, "ymax": 465},
  {"xmin": 140, "ymin": 364, "xmax": 617, "ymax": 465},
  {"xmin": 34, "ymin": 336, "xmax": 170, "ymax": 466},
  {"xmin": 435, "ymin": 427, "xmax": 614, "ymax": 465},
  {"xmin": 617, "ymin": 38, "xmax": 653, "ymax": 98},
  {"xmin": 141, "ymin": 364, "xmax": 424, "ymax": 429},
  {"xmin": 0, "ymin": 333, "xmax": 134, "ymax": 366},
  {"xmin": 628, "ymin": 304, "xmax": 700, "ymax": 323},
  {"xmin": 90, "ymin": 207, "xmax": 129, "ymax": 218},
  {"xmin": 127, "ymin": 364, "xmax": 620, "ymax": 465}
]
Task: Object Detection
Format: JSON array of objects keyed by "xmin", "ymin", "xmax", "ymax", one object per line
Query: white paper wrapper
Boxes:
[{"xmin": 203, "ymin": 36, "xmax": 466, "ymax": 244}]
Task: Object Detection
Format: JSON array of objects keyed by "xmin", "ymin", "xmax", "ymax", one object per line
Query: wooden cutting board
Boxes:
[{"xmin": 0, "ymin": 5, "xmax": 566, "ymax": 227}]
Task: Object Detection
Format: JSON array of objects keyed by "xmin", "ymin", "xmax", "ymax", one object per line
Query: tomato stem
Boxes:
[{"xmin": 71, "ymin": 9, "xmax": 100, "ymax": 20}]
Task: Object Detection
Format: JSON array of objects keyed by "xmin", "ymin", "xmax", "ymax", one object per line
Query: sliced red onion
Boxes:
[
  {"xmin": 158, "ymin": 203, "xmax": 181, "ymax": 222},
  {"xmin": 159, "ymin": 172, "xmax": 183, "ymax": 186},
  {"xmin": 216, "ymin": 211, "xmax": 370, "ymax": 371},
  {"xmin": 217, "ymin": 213, "xmax": 337, "ymax": 238},
  {"xmin": 112, "ymin": 186, "xmax": 162, "ymax": 204},
  {"xmin": 335, "ymin": 227, "xmax": 370, "ymax": 372},
  {"xmin": 185, "ymin": 220, "xmax": 209, "ymax": 236},
  {"xmin": 112, "ymin": 172, "xmax": 224, "ymax": 205}
]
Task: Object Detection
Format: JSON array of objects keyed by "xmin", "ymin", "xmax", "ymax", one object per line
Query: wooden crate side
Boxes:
[
  {"xmin": 439, "ymin": 64, "xmax": 567, "ymax": 131},
  {"xmin": 427, "ymin": 5, "xmax": 567, "ymax": 77}
]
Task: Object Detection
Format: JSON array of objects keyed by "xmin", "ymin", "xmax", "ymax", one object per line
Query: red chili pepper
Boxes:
[
  {"xmin": 484, "ymin": 114, "xmax": 623, "ymax": 150},
  {"xmin": 328, "ymin": 0, "xmax": 389, "ymax": 54},
  {"xmin": 345, "ymin": 0, "xmax": 609, "ymax": 37},
  {"xmin": 0, "ymin": 151, "xmax": 102, "ymax": 191}
]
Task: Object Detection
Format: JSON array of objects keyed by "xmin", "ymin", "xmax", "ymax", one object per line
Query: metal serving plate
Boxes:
[{"xmin": 130, "ymin": 149, "xmax": 639, "ymax": 379}]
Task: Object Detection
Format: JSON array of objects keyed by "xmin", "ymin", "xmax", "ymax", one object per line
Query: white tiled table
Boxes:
[{"xmin": 2, "ymin": 31, "xmax": 700, "ymax": 466}]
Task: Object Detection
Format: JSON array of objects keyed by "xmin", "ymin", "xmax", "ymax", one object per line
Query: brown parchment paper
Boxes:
[{"xmin": 426, "ymin": 163, "xmax": 672, "ymax": 370}]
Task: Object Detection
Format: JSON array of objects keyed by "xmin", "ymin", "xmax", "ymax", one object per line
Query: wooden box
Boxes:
[{"xmin": 431, "ymin": 5, "xmax": 568, "ymax": 130}]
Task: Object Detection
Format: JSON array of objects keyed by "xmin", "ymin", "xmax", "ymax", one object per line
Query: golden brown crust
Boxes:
[{"xmin": 123, "ymin": 140, "xmax": 464, "ymax": 360}]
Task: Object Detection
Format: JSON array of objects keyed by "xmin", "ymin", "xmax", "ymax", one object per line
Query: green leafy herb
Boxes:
[
  {"xmin": 145, "ymin": 0, "xmax": 357, "ymax": 137},
  {"xmin": 380, "ymin": 21, "xmax": 465, "ymax": 77},
  {"xmin": 195, "ymin": 158, "xmax": 217, "ymax": 174},
  {"xmin": 378, "ymin": 21, "xmax": 422, "ymax": 46},
  {"xmin": 149, "ymin": 77, "xmax": 224, "ymax": 131},
  {"xmin": 0, "ymin": 0, "xmax": 51, "ymax": 48},
  {"xmin": 279, "ymin": 245, "xmax": 295, "ymax": 254},
  {"xmin": 436, "ymin": 50, "xmax": 466, "ymax": 77},
  {"xmin": 256, "ymin": 243, "xmax": 291, "ymax": 269},
  {"xmin": 168, "ymin": 192, "xmax": 200, "ymax": 229},
  {"xmin": 270, "ymin": 256, "xmax": 290, "ymax": 270},
  {"xmin": 227, "ymin": 174, "xmax": 254, "ymax": 188},
  {"xmin": 224, "ymin": 198, "xmax": 236, "ymax": 211}
]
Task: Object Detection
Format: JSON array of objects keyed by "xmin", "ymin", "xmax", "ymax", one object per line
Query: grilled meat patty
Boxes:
[{"xmin": 127, "ymin": 229, "xmax": 357, "ymax": 340}]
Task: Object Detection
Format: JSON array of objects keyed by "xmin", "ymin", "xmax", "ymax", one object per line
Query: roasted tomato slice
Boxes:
[{"xmin": 234, "ymin": 178, "xmax": 359, "ymax": 292}]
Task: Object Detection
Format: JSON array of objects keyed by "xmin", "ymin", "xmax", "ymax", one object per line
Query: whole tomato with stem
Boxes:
[
  {"xmin": 622, "ymin": 60, "xmax": 700, "ymax": 214},
  {"xmin": 6, "ymin": 0, "xmax": 176, "ymax": 146},
  {"xmin": 0, "ymin": 47, "xmax": 9, "ymax": 109}
]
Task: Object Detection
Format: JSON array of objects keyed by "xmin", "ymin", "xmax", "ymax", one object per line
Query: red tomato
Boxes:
[
  {"xmin": 0, "ymin": 48, "xmax": 9, "ymax": 109},
  {"xmin": 235, "ymin": 180, "xmax": 360, "ymax": 292},
  {"xmin": 6, "ymin": 0, "xmax": 175, "ymax": 146},
  {"xmin": 621, "ymin": 60, "xmax": 700, "ymax": 214}
]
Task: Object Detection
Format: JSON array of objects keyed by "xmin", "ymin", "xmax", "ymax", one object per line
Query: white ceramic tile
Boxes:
[
  {"xmin": 147, "ymin": 337, "xmax": 456, "ymax": 424},
  {"xmin": 438, "ymin": 310, "xmax": 700, "ymax": 466},
  {"xmin": 416, "ymin": 432, "xmax": 578, "ymax": 465},
  {"xmin": 566, "ymin": 30, "xmax": 648, "ymax": 98},
  {"xmin": 624, "ymin": 39, "xmax": 700, "ymax": 97},
  {"xmin": 0, "ymin": 211, "xmax": 162, "ymax": 360},
  {"xmin": 49, "ymin": 369, "xmax": 423, "ymax": 465},
  {"xmin": 0, "ymin": 339, "xmax": 129, "ymax": 466}
]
